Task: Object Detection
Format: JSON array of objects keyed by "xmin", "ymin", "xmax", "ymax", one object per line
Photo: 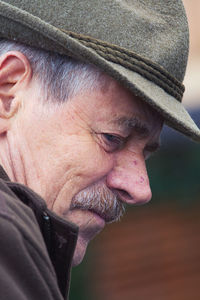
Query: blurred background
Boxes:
[{"xmin": 70, "ymin": 1, "xmax": 200, "ymax": 299}]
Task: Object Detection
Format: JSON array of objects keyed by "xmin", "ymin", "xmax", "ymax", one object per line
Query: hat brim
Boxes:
[{"xmin": 0, "ymin": 1, "xmax": 199, "ymax": 141}]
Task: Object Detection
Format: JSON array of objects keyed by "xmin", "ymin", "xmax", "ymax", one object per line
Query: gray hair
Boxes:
[{"xmin": 0, "ymin": 39, "xmax": 105, "ymax": 103}]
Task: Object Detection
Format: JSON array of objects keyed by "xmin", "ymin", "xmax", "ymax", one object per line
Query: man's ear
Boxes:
[{"xmin": 0, "ymin": 51, "xmax": 32, "ymax": 120}]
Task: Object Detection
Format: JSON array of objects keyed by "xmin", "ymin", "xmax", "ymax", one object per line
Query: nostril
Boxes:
[{"xmin": 116, "ymin": 189, "xmax": 132, "ymax": 201}]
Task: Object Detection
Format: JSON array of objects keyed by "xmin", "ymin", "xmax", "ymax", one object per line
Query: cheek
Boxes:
[{"xmin": 73, "ymin": 140, "xmax": 114, "ymax": 180}]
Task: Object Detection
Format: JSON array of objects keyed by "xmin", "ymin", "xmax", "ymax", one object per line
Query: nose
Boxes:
[{"xmin": 106, "ymin": 154, "xmax": 152, "ymax": 205}]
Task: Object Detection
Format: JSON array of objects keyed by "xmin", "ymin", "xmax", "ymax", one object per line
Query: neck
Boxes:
[
  {"xmin": 0, "ymin": 132, "xmax": 26, "ymax": 184},
  {"xmin": 1, "ymin": 130, "xmax": 44, "ymax": 199}
]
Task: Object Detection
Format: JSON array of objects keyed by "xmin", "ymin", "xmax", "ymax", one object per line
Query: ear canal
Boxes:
[{"xmin": 0, "ymin": 94, "xmax": 20, "ymax": 119}]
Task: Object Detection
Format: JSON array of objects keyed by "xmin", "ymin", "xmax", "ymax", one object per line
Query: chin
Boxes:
[{"xmin": 72, "ymin": 236, "xmax": 88, "ymax": 266}]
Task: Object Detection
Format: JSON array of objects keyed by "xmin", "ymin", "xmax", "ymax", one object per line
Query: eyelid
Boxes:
[
  {"xmin": 98, "ymin": 132, "xmax": 126, "ymax": 152},
  {"xmin": 103, "ymin": 133, "xmax": 124, "ymax": 145}
]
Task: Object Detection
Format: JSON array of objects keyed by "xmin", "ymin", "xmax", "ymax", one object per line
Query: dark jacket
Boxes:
[{"xmin": 0, "ymin": 166, "xmax": 78, "ymax": 300}]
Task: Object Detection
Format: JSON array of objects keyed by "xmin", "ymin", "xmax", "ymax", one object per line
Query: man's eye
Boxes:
[
  {"xmin": 144, "ymin": 143, "xmax": 160, "ymax": 160},
  {"xmin": 101, "ymin": 133, "xmax": 124, "ymax": 152}
]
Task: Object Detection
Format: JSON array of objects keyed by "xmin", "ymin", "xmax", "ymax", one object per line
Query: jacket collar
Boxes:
[{"xmin": 0, "ymin": 166, "xmax": 78, "ymax": 300}]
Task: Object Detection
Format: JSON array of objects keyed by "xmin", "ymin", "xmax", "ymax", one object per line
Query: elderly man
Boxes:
[{"xmin": 0, "ymin": 0, "xmax": 199, "ymax": 299}]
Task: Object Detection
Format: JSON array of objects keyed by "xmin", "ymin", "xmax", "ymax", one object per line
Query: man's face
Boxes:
[{"xmin": 9, "ymin": 76, "xmax": 162, "ymax": 265}]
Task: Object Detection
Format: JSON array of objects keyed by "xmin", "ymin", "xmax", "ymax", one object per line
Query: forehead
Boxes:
[{"xmin": 73, "ymin": 77, "xmax": 163, "ymax": 135}]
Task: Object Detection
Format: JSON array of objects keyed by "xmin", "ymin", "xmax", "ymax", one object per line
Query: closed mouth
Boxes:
[
  {"xmin": 88, "ymin": 208, "xmax": 115, "ymax": 223},
  {"xmin": 71, "ymin": 204, "xmax": 115, "ymax": 223}
]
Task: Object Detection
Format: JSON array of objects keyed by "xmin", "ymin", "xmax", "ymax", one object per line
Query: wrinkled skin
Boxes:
[{"xmin": 0, "ymin": 52, "xmax": 163, "ymax": 265}]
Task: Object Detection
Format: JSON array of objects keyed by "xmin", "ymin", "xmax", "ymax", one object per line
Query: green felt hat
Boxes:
[{"xmin": 0, "ymin": 0, "xmax": 199, "ymax": 141}]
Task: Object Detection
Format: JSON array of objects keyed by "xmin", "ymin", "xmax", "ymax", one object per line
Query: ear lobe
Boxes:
[{"xmin": 0, "ymin": 51, "xmax": 32, "ymax": 119}]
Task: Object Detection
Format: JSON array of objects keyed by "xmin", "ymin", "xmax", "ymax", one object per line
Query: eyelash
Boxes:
[
  {"xmin": 101, "ymin": 133, "xmax": 125, "ymax": 152},
  {"xmin": 97, "ymin": 132, "xmax": 160, "ymax": 156}
]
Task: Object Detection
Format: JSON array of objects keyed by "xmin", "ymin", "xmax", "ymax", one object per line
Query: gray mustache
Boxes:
[{"xmin": 70, "ymin": 183, "xmax": 125, "ymax": 223}]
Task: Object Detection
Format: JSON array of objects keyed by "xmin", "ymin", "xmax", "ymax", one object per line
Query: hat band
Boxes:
[{"xmin": 62, "ymin": 30, "xmax": 184, "ymax": 102}]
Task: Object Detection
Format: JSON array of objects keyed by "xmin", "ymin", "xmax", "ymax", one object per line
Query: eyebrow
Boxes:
[
  {"xmin": 110, "ymin": 116, "xmax": 150, "ymax": 138},
  {"xmin": 110, "ymin": 115, "xmax": 162, "ymax": 153}
]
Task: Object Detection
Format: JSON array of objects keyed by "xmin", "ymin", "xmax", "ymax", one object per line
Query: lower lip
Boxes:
[
  {"xmin": 78, "ymin": 210, "xmax": 105, "ymax": 241},
  {"xmin": 89, "ymin": 210, "xmax": 106, "ymax": 226}
]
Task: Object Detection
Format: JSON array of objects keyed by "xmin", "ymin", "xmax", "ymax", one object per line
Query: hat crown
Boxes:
[
  {"xmin": 1, "ymin": 0, "xmax": 199, "ymax": 141},
  {"xmin": 3, "ymin": 0, "xmax": 189, "ymax": 82}
]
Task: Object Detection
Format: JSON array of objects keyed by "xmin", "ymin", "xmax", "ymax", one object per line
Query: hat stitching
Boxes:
[
  {"xmin": 88, "ymin": 45, "xmax": 182, "ymax": 101},
  {"xmin": 63, "ymin": 31, "xmax": 184, "ymax": 100},
  {"xmin": 0, "ymin": 3, "xmax": 184, "ymax": 102},
  {"xmin": 0, "ymin": 2, "xmax": 199, "ymax": 141}
]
